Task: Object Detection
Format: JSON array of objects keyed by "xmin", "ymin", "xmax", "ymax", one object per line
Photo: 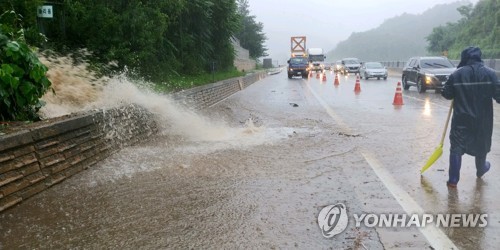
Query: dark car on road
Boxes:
[
  {"xmin": 287, "ymin": 56, "xmax": 310, "ymax": 79},
  {"xmin": 401, "ymin": 56, "xmax": 456, "ymax": 93}
]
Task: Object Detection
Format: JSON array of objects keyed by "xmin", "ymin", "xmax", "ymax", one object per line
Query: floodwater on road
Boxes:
[{"xmin": 1, "ymin": 71, "xmax": 500, "ymax": 249}]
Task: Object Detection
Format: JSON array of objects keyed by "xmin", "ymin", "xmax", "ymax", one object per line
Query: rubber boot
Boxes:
[
  {"xmin": 447, "ymin": 154, "xmax": 462, "ymax": 188},
  {"xmin": 475, "ymin": 155, "xmax": 490, "ymax": 178}
]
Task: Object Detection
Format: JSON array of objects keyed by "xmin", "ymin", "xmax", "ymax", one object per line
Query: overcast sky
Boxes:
[{"xmin": 247, "ymin": 0, "xmax": 479, "ymax": 64}]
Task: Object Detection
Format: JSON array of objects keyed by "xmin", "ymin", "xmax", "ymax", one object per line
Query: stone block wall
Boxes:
[
  {"xmin": 241, "ymin": 73, "xmax": 263, "ymax": 89},
  {"xmin": 0, "ymin": 105, "xmax": 158, "ymax": 212},
  {"xmin": 0, "ymin": 72, "xmax": 265, "ymax": 212},
  {"xmin": 174, "ymin": 72, "xmax": 266, "ymax": 109}
]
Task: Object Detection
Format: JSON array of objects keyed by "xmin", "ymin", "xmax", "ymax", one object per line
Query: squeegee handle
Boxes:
[{"xmin": 440, "ymin": 101, "xmax": 454, "ymax": 145}]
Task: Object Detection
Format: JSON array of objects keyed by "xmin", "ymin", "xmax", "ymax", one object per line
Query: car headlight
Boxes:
[{"xmin": 425, "ymin": 73, "xmax": 435, "ymax": 84}]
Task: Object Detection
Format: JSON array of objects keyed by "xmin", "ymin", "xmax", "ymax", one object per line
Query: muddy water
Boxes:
[
  {"xmin": 39, "ymin": 54, "xmax": 263, "ymax": 143},
  {"xmin": 0, "ymin": 71, "xmax": 401, "ymax": 248},
  {"xmin": 38, "ymin": 51, "xmax": 109, "ymax": 117},
  {"xmin": 4, "ymin": 67, "xmax": 496, "ymax": 248},
  {"xmin": 0, "ymin": 108, "xmax": 382, "ymax": 248},
  {"xmin": 15, "ymin": 64, "xmax": 500, "ymax": 249}
]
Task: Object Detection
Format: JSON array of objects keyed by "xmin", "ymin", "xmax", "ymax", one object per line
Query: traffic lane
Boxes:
[
  {"xmin": 218, "ymin": 73, "xmax": 432, "ymax": 248},
  {"xmin": 0, "ymin": 71, "xmax": 494, "ymax": 249},
  {"xmin": 303, "ymin": 72, "xmax": 500, "ymax": 249},
  {"xmin": 0, "ymin": 73, "xmax": 396, "ymax": 249},
  {"xmin": 401, "ymin": 80, "xmax": 500, "ymax": 250}
]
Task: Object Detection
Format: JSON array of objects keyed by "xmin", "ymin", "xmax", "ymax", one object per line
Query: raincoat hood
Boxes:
[{"xmin": 457, "ymin": 46, "xmax": 482, "ymax": 68}]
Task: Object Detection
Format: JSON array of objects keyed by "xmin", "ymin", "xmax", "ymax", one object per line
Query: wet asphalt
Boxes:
[{"xmin": 1, "ymin": 70, "xmax": 500, "ymax": 249}]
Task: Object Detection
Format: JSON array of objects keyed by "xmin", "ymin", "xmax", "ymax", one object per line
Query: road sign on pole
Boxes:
[
  {"xmin": 37, "ymin": 6, "xmax": 53, "ymax": 18},
  {"xmin": 291, "ymin": 36, "xmax": 306, "ymax": 56}
]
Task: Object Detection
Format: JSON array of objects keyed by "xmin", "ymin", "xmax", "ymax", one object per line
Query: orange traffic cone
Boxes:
[
  {"xmin": 322, "ymin": 72, "xmax": 327, "ymax": 81},
  {"xmin": 393, "ymin": 81, "xmax": 404, "ymax": 105},
  {"xmin": 316, "ymin": 72, "xmax": 320, "ymax": 79},
  {"xmin": 334, "ymin": 74, "xmax": 340, "ymax": 86},
  {"xmin": 309, "ymin": 70, "xmax": 313, "ymax": 78},
  {"xmin": 354, "ymin": 75, "xmax": 361, "ymax": 93}
]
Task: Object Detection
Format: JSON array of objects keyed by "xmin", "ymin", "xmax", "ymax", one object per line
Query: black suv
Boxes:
[{"xmin": 401, "ymin": 57, "xmax": 456, "ymax": 93}]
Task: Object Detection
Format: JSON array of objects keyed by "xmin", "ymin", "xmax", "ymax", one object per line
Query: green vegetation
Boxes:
[
  {"xmin": 0, "ymin": 10, "xmax": 51, "ymax": 121},
  {"xmin": 155, "ymin": 69, "xmax": 246, "ymax": 92},
  {"xmin": 0, "ymin": 0, "xmax": 267, "ymax": 83},
  {"xmin": 0, "ymin": 0, "xmax": 267, "ymax": 121},
  {"xmin": 427, "ymin": 0, "xmax": 500, "ymax": 59},
  {"xmin": 236, "ymin": 0, "xmax": 268, "ymax": 59},
  {"xmin": 48, "ymin": 0, "xmax": 241, "ymax": 82}
]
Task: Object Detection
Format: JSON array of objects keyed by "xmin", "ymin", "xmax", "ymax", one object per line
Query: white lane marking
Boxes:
[
  {"xmin": 303, "ymin": 82, "xmax": 353, "ymax": 134},
  {"xmin": 362, "ymin": 151, "xmax": 458, "ymax": 250},
  {"xmin": 304, "ymin": 82, "xmax": 459, "ymax": 250}
]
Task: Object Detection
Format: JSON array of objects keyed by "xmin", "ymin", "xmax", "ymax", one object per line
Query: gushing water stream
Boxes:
[
  {"xmin": 39, "ymin": 54, "xmax": 268, "ymax": 142},
  {"xmin": 0, "ymin": 53, "xmax": 341, "ymax": 250}
]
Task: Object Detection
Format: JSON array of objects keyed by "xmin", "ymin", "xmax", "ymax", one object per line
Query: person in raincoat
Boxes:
[{"xmin": 441, "ymin": 46, "xmax": 500, "ymax": 188}]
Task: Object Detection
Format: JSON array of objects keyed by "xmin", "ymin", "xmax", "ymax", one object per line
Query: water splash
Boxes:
[
  {"xmin": 90, "ymin": 76, "xmax": 261, "ymax": 142},
  {"xmin": 36, "ymin": 53, "xmax": 304, "ymax": 185},
  {"xmin": 39, "ymin": 52, "xmax": 108, "ymax": 118},
  {"xmin": 38, "ymin": 54, "xmax": 278, "ymax": 144}
]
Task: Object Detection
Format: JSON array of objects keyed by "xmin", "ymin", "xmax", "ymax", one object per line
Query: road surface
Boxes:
[{"xmin": 1, "ymin": 70, "xmax": 499, "ymax": 249}]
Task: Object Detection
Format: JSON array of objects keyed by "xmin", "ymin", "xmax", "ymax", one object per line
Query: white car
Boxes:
[{"xmin": 359, "ymin": 62, "xmax": 388, "ymax": 80}]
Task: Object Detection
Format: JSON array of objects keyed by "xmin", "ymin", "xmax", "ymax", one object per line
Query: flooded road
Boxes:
[{"xmin": 1, "ymin": 71, "xmax": 500, "ymax": 249}]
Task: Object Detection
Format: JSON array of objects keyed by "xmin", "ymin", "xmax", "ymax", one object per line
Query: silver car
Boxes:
[{"xmin": 359, "ymin": 62, "xmax": 388, "ymax": 80}]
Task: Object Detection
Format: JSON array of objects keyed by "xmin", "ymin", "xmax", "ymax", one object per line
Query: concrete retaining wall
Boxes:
[
  {"xmin": 173, "ymin": 72, "xmax": 267, "ymax": 109},
  {"xmin": 234, "ymin": 58, "xmax": 256, "ymax": 72},
  {"xmin": 0, "ymin": 105, "xmax": 158, "ymax": 212},
  {"xmin": 0, "ymin": 72, "xmax": 266, "ymax": 212},
  {"xmin": 232, "ymin": 37, "xmax": 256, "ymax": 72}
]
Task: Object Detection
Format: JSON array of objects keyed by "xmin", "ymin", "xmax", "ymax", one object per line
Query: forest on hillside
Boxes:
[
  {"xmin": 427, "ymin": 0, "xmax": 499, "ymax": 59},
  {"xmin": 0, "ymin": 0, "xmax": 267, "ymax": 82},
  {"xmin": 0, "ymin": 0, "xmax": 268, "ymax": 121},
  {"xmin": 326, "ymin": 1, "xmax": 471, "ymax": 62}
]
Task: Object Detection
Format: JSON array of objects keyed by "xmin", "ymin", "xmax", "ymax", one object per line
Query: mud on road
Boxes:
[{"xmin": 2, "ymin": 74, "xmax": 430, "ymax": 249}]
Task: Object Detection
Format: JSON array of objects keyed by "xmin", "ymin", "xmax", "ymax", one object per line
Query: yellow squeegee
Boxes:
[{"xmin": 421, "ymin": 101, "xmax": 453, "ymax": 174}]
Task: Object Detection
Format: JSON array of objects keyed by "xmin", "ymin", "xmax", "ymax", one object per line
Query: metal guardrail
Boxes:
[{"xmin": 381, "ymin": 59, "xmax": 500, "ymax": 72}]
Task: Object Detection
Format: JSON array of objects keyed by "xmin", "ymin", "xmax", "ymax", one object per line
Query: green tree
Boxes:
[
  {"xmin": 0, "ymin": 11, "xmax": 51, "ymax": 121},
  {"xmin": 235, "ymin": 0, "xmax": 267, "ymax": 59},
  {"xmin": 50, "ymin": 0, "xmax": 243, "ymax": 80},
  {"xmin": 426, "ymin": 23, "xmax": 461, "ymax": 55},
  {"xmin": 0, "ymin": 0, "xmax": 47, "ymax": 46},
  {"xmin": 170, "ymin": 0, "xmax": 215, "ymax": 74},
  {"xmin": 61, "ymin": 1, "xmax": 171, "ymax": 79},
  {"xmin": 1, "ymin": 0, "xmax": 248, "ymax": 83},
  {"xmin": 426, "ymin": 0, "xmax": 500, "ymax": 59},
  {"xmin": 210, "ymin": 0, "xmax": 240, "ymax": 70}
]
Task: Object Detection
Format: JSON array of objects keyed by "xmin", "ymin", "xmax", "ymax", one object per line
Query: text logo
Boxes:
[
  {"xmin": 317, "ymin": 203, "xmax": 349, "ymax": 238},
  {"xmin": 353, "ymin": 213, "xmax": 488, "ymax": 228}
]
